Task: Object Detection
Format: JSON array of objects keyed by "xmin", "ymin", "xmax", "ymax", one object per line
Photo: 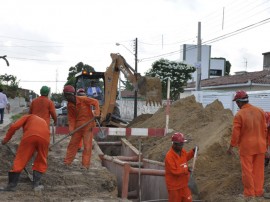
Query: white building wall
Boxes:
[
  {"xmin": 180, "ymin": 44, "xmax": 211, "ymax": 82},
  {"xmin": 210, "ymin": 58, "xmax": 225, "ymax": 78}
]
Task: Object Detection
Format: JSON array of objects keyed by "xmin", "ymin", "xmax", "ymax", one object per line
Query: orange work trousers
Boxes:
[
  {"xmin": 168, "ymin": 187, "xmax": 192, "ymax": 202},
  {"xmin": 240, "ymin": 153, "xmax": 265, "ymax": 197},
  {"xmin": 11, "ymin": 135, "xmax": 49, "ymax": 173},
  {"xmin": 64, "ymin": 127, "xmax": 93, "ymax": 168}
]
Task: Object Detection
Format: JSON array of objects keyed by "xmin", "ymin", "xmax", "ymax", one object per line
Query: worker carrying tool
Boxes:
[
  {"xmin": 63, "ymin": 85, "xmax": 100, "ymax": 170},
  {"xmin": 227, "ymin": 90, "xmax": 270, "ymax": 200},
  {"xmin": 1, "ymin": 114, "xmax": 50, "ymax": 191},
  {"xmin": 29, "ymin": 86, "xmax": 57, "ymax": 127},
  {"xmin": 164, "ymin": 132, "xmax": 197, "ymax": 202}
]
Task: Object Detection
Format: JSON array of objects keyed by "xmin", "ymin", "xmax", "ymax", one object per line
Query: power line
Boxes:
[{"xmin": 140, "ymin": 17, "xmax": 270, "ymax": 62}]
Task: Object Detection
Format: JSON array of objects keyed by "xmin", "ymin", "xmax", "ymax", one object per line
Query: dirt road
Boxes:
[{"xmin": 0, "ymin": 125, "xmax": 128, "ymax": 202}]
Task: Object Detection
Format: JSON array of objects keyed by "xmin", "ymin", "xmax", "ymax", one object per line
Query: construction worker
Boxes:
[
  {"xmin": 76, "ymin": 88, "xmax": 86, "ymax": 151},
  {"xmin": 165, "ymin": 132, "xmax": 195, "ymax": 202},
  {"xmin": 227, "ymin": 90, "xmax": 270, "ymax": 199},
  {"xmin": 1, "ymin": 114, "xmax": 50, "ymax": 191},
  {"xmin": 29, "ymin": 86, "xmax": 57, "ymax": 127},
  {"xmin": 264, "ymin": 112, "xmax": 270, "ymax": 167},
  {"xmin": 63, "ymin": 85, "xmax": 100, "ymax": 169}
]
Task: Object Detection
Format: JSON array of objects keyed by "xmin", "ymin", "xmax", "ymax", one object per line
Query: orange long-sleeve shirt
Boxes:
[
  {"xmin": 67, "ymin": 96, "xmax": 100, "ymax": 132},
  {"xmin": 231, "ymin": 103, "xmax": 267, "ymax": 156},
  {"xmin": 29, "ymin": 96, "xmax": 57, "ymax": 126},
  {"xmin": 3, "ymin": 114, "xmax": 50, "ymax": 143},
  {"xmin": 165, "ymin": 147, "xmax": 194, "ymax": 190}
]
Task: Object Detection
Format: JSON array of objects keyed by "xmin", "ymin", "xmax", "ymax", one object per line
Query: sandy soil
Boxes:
[
  {"xmin": 2, "ymin": 95, "xmax": 270, "ymax": 202},
  {"xmin": 127, "ymin": 95, "xmax": 270, "ymax": 202},
  {"xmin": 0, "ymin": 126, "xmax": 128, "ymax": 202}
]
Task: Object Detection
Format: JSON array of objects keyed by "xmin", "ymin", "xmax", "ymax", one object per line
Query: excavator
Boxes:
[{"xmin": 74, "ymin": 53, "xmax": 162, "ymax": 127}]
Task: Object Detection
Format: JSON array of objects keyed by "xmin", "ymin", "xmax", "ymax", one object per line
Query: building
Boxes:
[
  {"xmin": 263, "ymin": 52, "xmax": 270, "ymax": 69},
  {"xmin": 180, "ymin": 44, "xmax": 226, "ymax": 82}
]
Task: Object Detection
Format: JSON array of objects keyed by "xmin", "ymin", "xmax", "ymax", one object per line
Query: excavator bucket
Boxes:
[{"xmin": 138, "ymin": 76, "xmax": 162, "ymax": 106}]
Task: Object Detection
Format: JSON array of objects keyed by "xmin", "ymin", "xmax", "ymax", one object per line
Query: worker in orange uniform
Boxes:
[
  {"xmin": 63, "ymin": 85, "xmax": 100, "ymax": 169},
  {"xmin": 227, "ymin": 90, "xmax": 270, "ymax": 199},
  {"xmin": 1, "ymin": 114, "xmax": 50, "ymax": 191},
  {"xmin": 264, "ymin": 112, "xmax": 270, "ymax": 167},
  {"xmin": 165, "ymin": 132, "xmax": 195, "ymax": 202},
  {"xmin": 76, "ymin": 88, "xmax": 86, "ymax": 152},
  {"xmin": 29, "ymin": 86, "xmax": 57, "ymax": 127}
]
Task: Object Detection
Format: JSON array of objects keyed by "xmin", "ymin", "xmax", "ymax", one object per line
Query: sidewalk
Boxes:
[{"xmin": 0, "ymin": 107, "xmax": 28, "ymax": 131}]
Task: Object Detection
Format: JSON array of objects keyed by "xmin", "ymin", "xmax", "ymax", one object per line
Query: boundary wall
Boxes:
[{"xmin": 192, "ymin": 90, "xmax": 270, "ymax": 115}]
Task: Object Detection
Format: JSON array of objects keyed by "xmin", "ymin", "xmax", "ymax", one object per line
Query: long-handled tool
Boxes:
[
  {"xmin": 95, "ymin": 118, "xmax": 106, "ymax": 139},
  {"xmin": 5, "ymin": 144, "xmax": 33, "ymax": 182},
  {"xmin": 188, "ymin": 146, "xmax": 199, "ymax": 196},
  {"xmin": 49, "ymin": 117, "xmax": 95, "ymax": 149}
]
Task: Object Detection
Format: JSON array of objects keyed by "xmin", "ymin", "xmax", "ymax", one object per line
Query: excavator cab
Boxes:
[
  {"xmin": 75, "ymin": 70, "xmax": 126, "ymax": 127},
  {"xmin": 75, "ymin": 71, "xmax": 105, "ymax": 105}
]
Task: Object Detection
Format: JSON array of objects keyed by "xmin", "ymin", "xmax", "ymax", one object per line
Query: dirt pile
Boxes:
[{"xmin": 128, "ymin": 95, "xmax": 270, "ymax": 202}]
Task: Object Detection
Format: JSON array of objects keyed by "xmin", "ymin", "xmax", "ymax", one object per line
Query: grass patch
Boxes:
[{"xmin": 11, "ymin": 114, "xmax": 23, "ymax": 121}]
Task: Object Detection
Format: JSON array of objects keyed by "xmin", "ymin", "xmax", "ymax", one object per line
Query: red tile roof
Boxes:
[{"xmin": 186, "ymin": 70, "xmax": 270, "ymax": 88}]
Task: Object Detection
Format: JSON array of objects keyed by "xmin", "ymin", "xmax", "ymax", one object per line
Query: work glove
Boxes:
[{"xmin": 181, "ymin": 163, "xmax": 189, "ymax": 174}]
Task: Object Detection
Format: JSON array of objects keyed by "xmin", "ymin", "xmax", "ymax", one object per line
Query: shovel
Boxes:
[
  {"xmin": 5, "ymin": 144, "xmax": 33, "ymax": 182},
  {"xmin": 188, "ymin": 146, "xmax": 199, "ymax": 196},
  {"xmin": 49, "ymin": 117, "xmax": 95, "ymax": 150}
]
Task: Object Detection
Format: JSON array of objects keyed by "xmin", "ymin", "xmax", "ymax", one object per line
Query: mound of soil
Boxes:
[{"xmin": 128, "ymin": 95, "xmax": 270, "ymax": 202}]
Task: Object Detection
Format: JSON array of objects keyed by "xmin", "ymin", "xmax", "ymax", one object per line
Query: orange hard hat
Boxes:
[
  {"xmin": 63, "ymin": 85, "xmax": 75, "ymax": 94},
  {"xmin": 77, "ymin": 88, "xmax": 85, "ymax": 93},
  {"xmin": 233, "ymin": 90, "xmax": 248, "ymax": 101},
  {"xmin": 172, "ymin": 132, "xmax": 187, "ymax": 143}
]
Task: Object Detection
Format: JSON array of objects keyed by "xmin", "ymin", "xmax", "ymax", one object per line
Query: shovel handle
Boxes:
[
  {"xmin": 191, "ymin": 146, "xmax": 198, "ymax": 173},
  {"xmin": 49, "ymin": 117, "xmax": 95, "ymax": 149},
  {"xmin": 5, "ymin": 144, "xmax": 33, "ymax": 182}
]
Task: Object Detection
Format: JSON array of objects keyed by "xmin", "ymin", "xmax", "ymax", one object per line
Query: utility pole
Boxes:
[
  {"xmin": 196, "ymin": 22, "xmax": 202, "ymax": 91},
  {"xmin": 134, "ymin": 38, "xmax": 138, "ymax": 118}
]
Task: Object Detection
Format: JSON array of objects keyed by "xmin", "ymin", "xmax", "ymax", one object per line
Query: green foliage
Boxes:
[
  {"xmin": 145, "ymin": 59, "xmax": 195, "ymax": 100},
  {"xmin": 225, "ymin": 60, "xmax": 231, "ymax": 76},
  {"xmin": 66, "ymin": 62, "xmax": 95, "ymax": 86},
  {"xmin": 11, "ymin": 113, "xmax": 23, "ymax": 122},
  {"xmin": 51, "ymin": 93, "xmax": 63, "ymax": 103}
]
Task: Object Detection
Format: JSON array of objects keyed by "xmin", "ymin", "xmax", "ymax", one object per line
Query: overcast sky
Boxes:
[{"xmin": 0, "ymin": 0, "xmax": 269, "ymax": 94}]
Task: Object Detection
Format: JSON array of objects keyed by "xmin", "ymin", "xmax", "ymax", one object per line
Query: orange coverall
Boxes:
[
  {"xmin": 230, "ymin": 103, "xmax": 267, "ymax": 197},
  {"xmin": 64, "ymin": 96, "xmax": 100, "ymax": 168},
  {"xmin": 29, "ymin": 96, "xmax": 57, "ymax": 127},
  {"xmin": 165, "ymin": 147, "xmax": 195, "ymax": 202},
  {"xmin": 3, "ymin": 114, "xmax": 50, "ymax": 173}
]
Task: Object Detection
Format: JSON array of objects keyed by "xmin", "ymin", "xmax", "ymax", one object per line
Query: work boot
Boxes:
[
  {"xmin": 1, "ymin": 172, "xmax": 20, "ymax": 191},
  {"xmin": 33, "ymin": 170, "xmax": 44, "ymax": 191}
]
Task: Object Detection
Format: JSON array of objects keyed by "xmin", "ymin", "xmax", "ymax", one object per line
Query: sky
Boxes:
[{"xmin": 0, "ymin": 0, "xmax": 269, "ymax": 95}]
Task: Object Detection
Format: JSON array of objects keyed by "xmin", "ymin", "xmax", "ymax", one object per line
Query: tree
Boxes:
[
  {"xmin": 65, "ymin": 62, "xmax": 95, "ymax": 86},
  {"xmin": 145, "ymin": 59, "xmax": 195, "ymax": 100},
  {"xmin": 225, "ymin": 60, "xmax": 231, "ymax": 76}
]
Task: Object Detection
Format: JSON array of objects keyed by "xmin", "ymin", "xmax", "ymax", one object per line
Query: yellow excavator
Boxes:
[{"xmin": 74, "ymin": 53, "xmax": 162, "ymax": 127}]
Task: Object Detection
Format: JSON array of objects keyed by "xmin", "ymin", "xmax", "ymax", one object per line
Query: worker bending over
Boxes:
[
  {"xmin": 227, "ymin": 90, "xmax": 270, "ymax": 199},
  {"xmin": 29, "ymin": 86, "xmax": 57, "ymax": 127},
  {"xmin": 63, "ymin": 85, "xmax": 100, "ymax": 169},
  {"xmin": 165, "ymin": 132, "xmax": 196, "ymax": 202},
  {"xmin": 1, "ymin": 114, "xmax": 50, "ymax": 191}
]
